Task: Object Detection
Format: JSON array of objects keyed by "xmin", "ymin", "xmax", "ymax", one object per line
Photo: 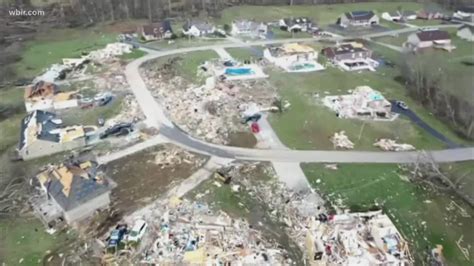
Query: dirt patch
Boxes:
[
  {"xmin": 105, "ymin": 144, "xmax": 206, "ymax": 215},
  {"xmin": 228, "ymin": 131, "xmax": 257, "ymax": 148}
]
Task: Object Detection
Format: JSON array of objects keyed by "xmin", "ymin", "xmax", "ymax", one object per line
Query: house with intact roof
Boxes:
[
  {"xmin": 406, "ymin": 30, "xmax": 455, "ymax": 51},
  {"xmin": 337, "ymin": 11, "xmax": 379, "ymax": 27},
  {"xmin": 457, "ymin": 25, "xmax": 474, "ymax": 41},
  {"xmin": 182, "ymin": 20, "xmax": 216, "ymax": 37},
  {"xmin": 35, "ymin": 160, "xmax": 113, "ymax": 223},
  {"xmin": 18, "ymin": 110, "xmax": 97, "ymax": 160},
  {"xmin": 138, "ymin": 21, "xmax": 173, "ymax": 41},
  {"xmin": 321, "ymin": 42, "xmax": 379, "ymax": 72}
]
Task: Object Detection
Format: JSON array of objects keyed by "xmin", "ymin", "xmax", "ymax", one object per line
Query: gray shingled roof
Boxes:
[
  {"xmin": 19, "ymin": 110, "xmax": 60, "ymax": 150},
  {"xmin": 43, "ymin": 161, "xmax": 112, "ymax": 211}
]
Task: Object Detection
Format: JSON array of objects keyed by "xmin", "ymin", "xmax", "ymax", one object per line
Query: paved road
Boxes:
[{"xmin": 117, "ymin": 31, "xmax": 473, "ymax": 164}]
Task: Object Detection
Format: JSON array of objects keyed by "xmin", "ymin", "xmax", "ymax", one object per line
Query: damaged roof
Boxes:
[
  {"xmin": 19, "ymin": 110, "xmax": 60, "ymax": 150},
  {"xmin": 322, "ymin": 43, "xmax": 369, "ymax": 57},
  {"xmin": 38, "ymin": 160, "xmax": 112, "ymax": 211},
  {"xmin": 416, "ymin": 30, "xmax": 450, "ymax": 41},
  {"xmin": 25, "ymin": 81, "xmax": 59, "ymax": 99},
  {"xmin": 142, "ymin": 20, "xmax": 173, "ymax": 36}
]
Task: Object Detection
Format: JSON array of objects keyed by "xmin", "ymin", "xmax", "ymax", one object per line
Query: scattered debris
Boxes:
[
  {"xmin": 324, "ymin": 164, "xmax": 338, "ymax": 170},
  {"xmin": 374, "ymin": 138, "xmax": 415, "ymax": 151},
  {"xmin": 323, "ymin": 86, "xmax": 396, "ymax": 120},
  {"xmin": 330, "ymin": 131, "xmax": 354, "ymax": 149},
  {"xmin": 150, "ymin": 145, "xmax": 200, "ymax": 168}
]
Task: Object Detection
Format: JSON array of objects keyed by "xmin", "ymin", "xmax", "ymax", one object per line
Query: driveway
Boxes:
[{"xmin": 391, "ymin": 101, "xmax": 461, "ymax": 149}]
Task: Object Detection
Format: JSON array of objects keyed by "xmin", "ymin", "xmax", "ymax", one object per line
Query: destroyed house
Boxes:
[
  {"xmin": 338, "ymin": 10, "xmax": 379, "ymax": 27},
  {"xmin": 36, "ymin": 160, "xmax": 112, "ymax": 223},
  {"xmin": 231, "ymin": 20, "xmax": 267, "ymax": 36},
  {"xmin": 457, "ymin": 25, "xmax": 474, "ymax": 41},
  {"xmin": 279, "ymin": 17, "xmax": 313, "ymax": 32},
  {"xmin": 322, "ymin": 43, "xmax": 372, "ymax": 62},
  {"xmin": 182, "ymin": 19, "xmax": 215, "ymax": 37},
  {"xmin": 139, "ymin": 21, "xmax": 173, "ymax": 41},
  {"xmin": 406, "ymin": 30, "xmax": 454, "ymax": 51},
  {"xmin": 18, "ymin": 110, "xmax": 96, "ymax": 160},
  {"xmin": 24, "ymin": 81, "xmax": 79, "ymax": 112}
]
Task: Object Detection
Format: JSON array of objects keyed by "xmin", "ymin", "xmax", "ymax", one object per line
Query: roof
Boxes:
[
  {"xmin": 281, "ymin": 43, "xmax": 315, "ymax": 53},
  {"xmin": 183, "ymin": 19, "xmax": 214, "ymax": 32},
  {"xmin": 416, "ymin": 30, "xmax": 450, "ymax": 41},
  {"xmin": 37, "ymin": 160, "xmax": 112, "ymax": 211},
  {"xmin": 19, "ymin": 110, "xmax": 86, "ymax": 151},
  {"xmin": 322, "ymin": 42, "xmax": 368, "ymax": 57},
  {"xmin": 25, "ymin": 81, "xmax": 58, "ymax": 99},
  {"xmin": 345, "ymin": 10, "xmax": 376, "ymax": 21},
  {"xmin": 457, "ymin": 6, "xmax": 474, "ymax": 13},
  {"xmin": 459, "ymin": 25, "xmax": 474, "ymax": 33},
  {"xmin": 283, "ymin": 17, "xmax": 312, "ymax": 27},
  {"xmin": 233, "ymin": 20, "xmax": 265, "ymax": 31}
]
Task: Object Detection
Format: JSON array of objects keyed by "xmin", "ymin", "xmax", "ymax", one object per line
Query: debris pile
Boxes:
[
  {"xmin": 374, "ymin": 138, "xmax": 415, "ymax": 151},
  {"xmin": 120, "ymin": 199, "xmax": 291, "ymax": 265},
  {"xmin": 104, "ymin": 94, "xmax": 145, "ymax": 126},
  {"xmin": 306, "ymin": 211, "xmax": 413, "ymax": 265},
  {"xmin": 150, "ymin": 146, "xmax": 203, "ymax": 168},
  {"xmin": 323, "ymin": 86, "xmax": 395, "ymax": 120},
  {"xmin": 330, "ymin": 131, "xmax": 354, "ymax": 149},
  {"xmin": 141, "ymin": 59, "xmax": 279, "ymax": 144}
]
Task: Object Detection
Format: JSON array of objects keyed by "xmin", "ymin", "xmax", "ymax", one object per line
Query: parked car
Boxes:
[
  {"xmin": 396, "ymin": 101, "xmax": 409, "ymax": 110},
  {"xmin": 108, "ymin": 225, "xmax": 127, "ymax": 249},
  {"xmin": 94, "ymin": 92, "xmax": 113, "ymax": 106},
  {"xmin": 127, "ymin": 220, "xmax": 148, "ymax": 242},
  {"xmin": 100, "ymin": 123, "xmax": 133, "ymax": 139}
]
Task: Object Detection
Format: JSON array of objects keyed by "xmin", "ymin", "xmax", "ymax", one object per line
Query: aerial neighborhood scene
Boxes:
[{"xmin": 1, "ymin": 0, "xmax": 474, "ymax": 265}]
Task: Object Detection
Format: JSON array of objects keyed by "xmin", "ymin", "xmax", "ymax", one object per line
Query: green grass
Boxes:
[
  {"xmin": 15, "ymin": 28, "xmax": 116, "ymax": 78},
  {"xmin": 61, "ymin": 96, "xmax": 123, "ymax": 126},
  {"xmin": 219, "ymin": 2, "xmax": 423, "ymax": 26},
  {"xmin": 302, "ymin": 163, "xmax": 474, "ymax": 265},
  {"xmin": 0, "ymin": 87, "xmax": 26, "ymax": 153},
  {"xmin": 267, "ymin": 63, "xmax": 447, "ymax": 150},
  {"xmin": 0, "ymin": 217, "xmax": 69, "ymax": 265},
  {"xmin": 119, "ymin": 49, "xmax": 146, "ymax": 60},
  {"xmin": 407, "ymin": 19, "xmax": 446, "ymax": 27},
  {"xmin": 373, "ymin": 32, "xmax": 411, "ymax": 46},
  {"xmin": 226, "ymin": 47, "xmax": 264, "ymax": 61},
  {"xmin": 146, "ymin": 37, "xmax": 229, "ymax": 50}
]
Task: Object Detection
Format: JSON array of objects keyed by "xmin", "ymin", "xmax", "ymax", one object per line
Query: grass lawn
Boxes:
[
  {"xmin": 302, "ymin": 163, "xmax": 474, "ymax": 265},
  {"xmin": 146, "ymin": 37, "xmax": 229, "ymax": 50},
  {"xmin": 226, "ymin": 46, "xmax": 264, "ymax": 61},
  {"xmin": 60, "ymin": 96, "xmax": 123, "ymax": 126},
  {"xmin": 119, "ymin": 49, "xmax": 146, "ymax": 61},
  {"xmin": 15, "ymin": 28, "xmax": 116, "ymax": 79},
  {"xmin": 0, "ymin": 217, "xmax": 70, "ymax": 265},
  {"xmin": 373, "ymin": 31, "xmax": 411, "ymax": 46},
  {"xmin": 267, "ymin": 63, "xmax": 447, "ymax": 150},
  {"xmin": 219, "ymin": 2, "xmax": 424, "ymax": 26},
  {"xmin": 407, "ymin": 19, "xmax": 446, "ymax": 27}
]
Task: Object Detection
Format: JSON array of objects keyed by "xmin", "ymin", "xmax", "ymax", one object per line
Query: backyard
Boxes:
[{"xmin": 303, "ymin": 163, "xmax": 473, "ymax": 265}]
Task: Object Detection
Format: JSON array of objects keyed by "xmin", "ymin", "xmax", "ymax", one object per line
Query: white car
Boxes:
[{"xmin": 127, "ymin": 219, "xmax": 147, "ymax": 242}]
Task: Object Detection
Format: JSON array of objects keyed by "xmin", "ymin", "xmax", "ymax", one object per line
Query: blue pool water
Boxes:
[
  {"xmin": 290, "ymin": 63, "xmax": 316, "ymax": 71},
  {"xmin": 225, "ymin": 68, "xmax": 254, "ymax": 76}
]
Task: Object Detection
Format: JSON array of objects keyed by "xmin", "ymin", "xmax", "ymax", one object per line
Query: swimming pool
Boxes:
[
  {"xmin": 290, "ymin": 63, "xmax": 316, "ymax": 71},
  {"xmin": 225, "ymin": 68, "xmax": 254, "ymax": 76}
]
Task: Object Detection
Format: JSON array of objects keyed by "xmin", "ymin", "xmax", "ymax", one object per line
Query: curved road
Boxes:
[{"xmin": 121, "ymin": 35, "xmax": 473, "ymax": 164}]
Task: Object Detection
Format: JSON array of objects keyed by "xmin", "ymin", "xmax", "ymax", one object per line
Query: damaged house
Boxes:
[
  {"xmin": 18, "ymin": 110, "xmax": 97, "ymax": 160},
  {"xmin": 405, "ymin": 30, "xmax": 455, "ymax": 51},
  {"xmin": 323, "ymin": 86, "xmax": 393, "ymax": 120},
  {"xmin": 34, "ymin": 160, "xmax": 113, "ymax": 224},
  {"xmin": 279, "ymin": 17, "xmax": 314, "ymax": 32},
  {"xmin": 24, "ymin": 81, "xmax": 79, "ymax": 112},
  {"xmin": 337, "ymin": 11, "xmax": 379, "ymax": 27},
  {"xmin": 138, "ymin": 21, "xmax": 173, "ymax": 41},
  {"xmin": 263, "ymin": 43, "xmax": 324, "ymax": 72},
  {"xmin": 182, "ymin": 19, "xmax": 216, "ymax": 37},
  {"xmin": 457, "ymin": 25, "xmax": 474, "ymax": 42},
  {"xmin": 230, "ymin": 20, "xmax": 268, "ymax": 38},
  {"xmin": 307, "ymin": 211, "xmax": 412, "ymax": 265},
  {"xmin": 381, "ymin": 10, "xmax": 417, "ymax": 22},
  {"xmin": 321, "ymin": 42, "xmax": 379, "ymax": 71}
]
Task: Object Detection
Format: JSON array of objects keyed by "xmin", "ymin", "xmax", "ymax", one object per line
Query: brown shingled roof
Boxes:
[{"xmin": 416, "ymin": 30, "xmax": 450, "ymax": 41}]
